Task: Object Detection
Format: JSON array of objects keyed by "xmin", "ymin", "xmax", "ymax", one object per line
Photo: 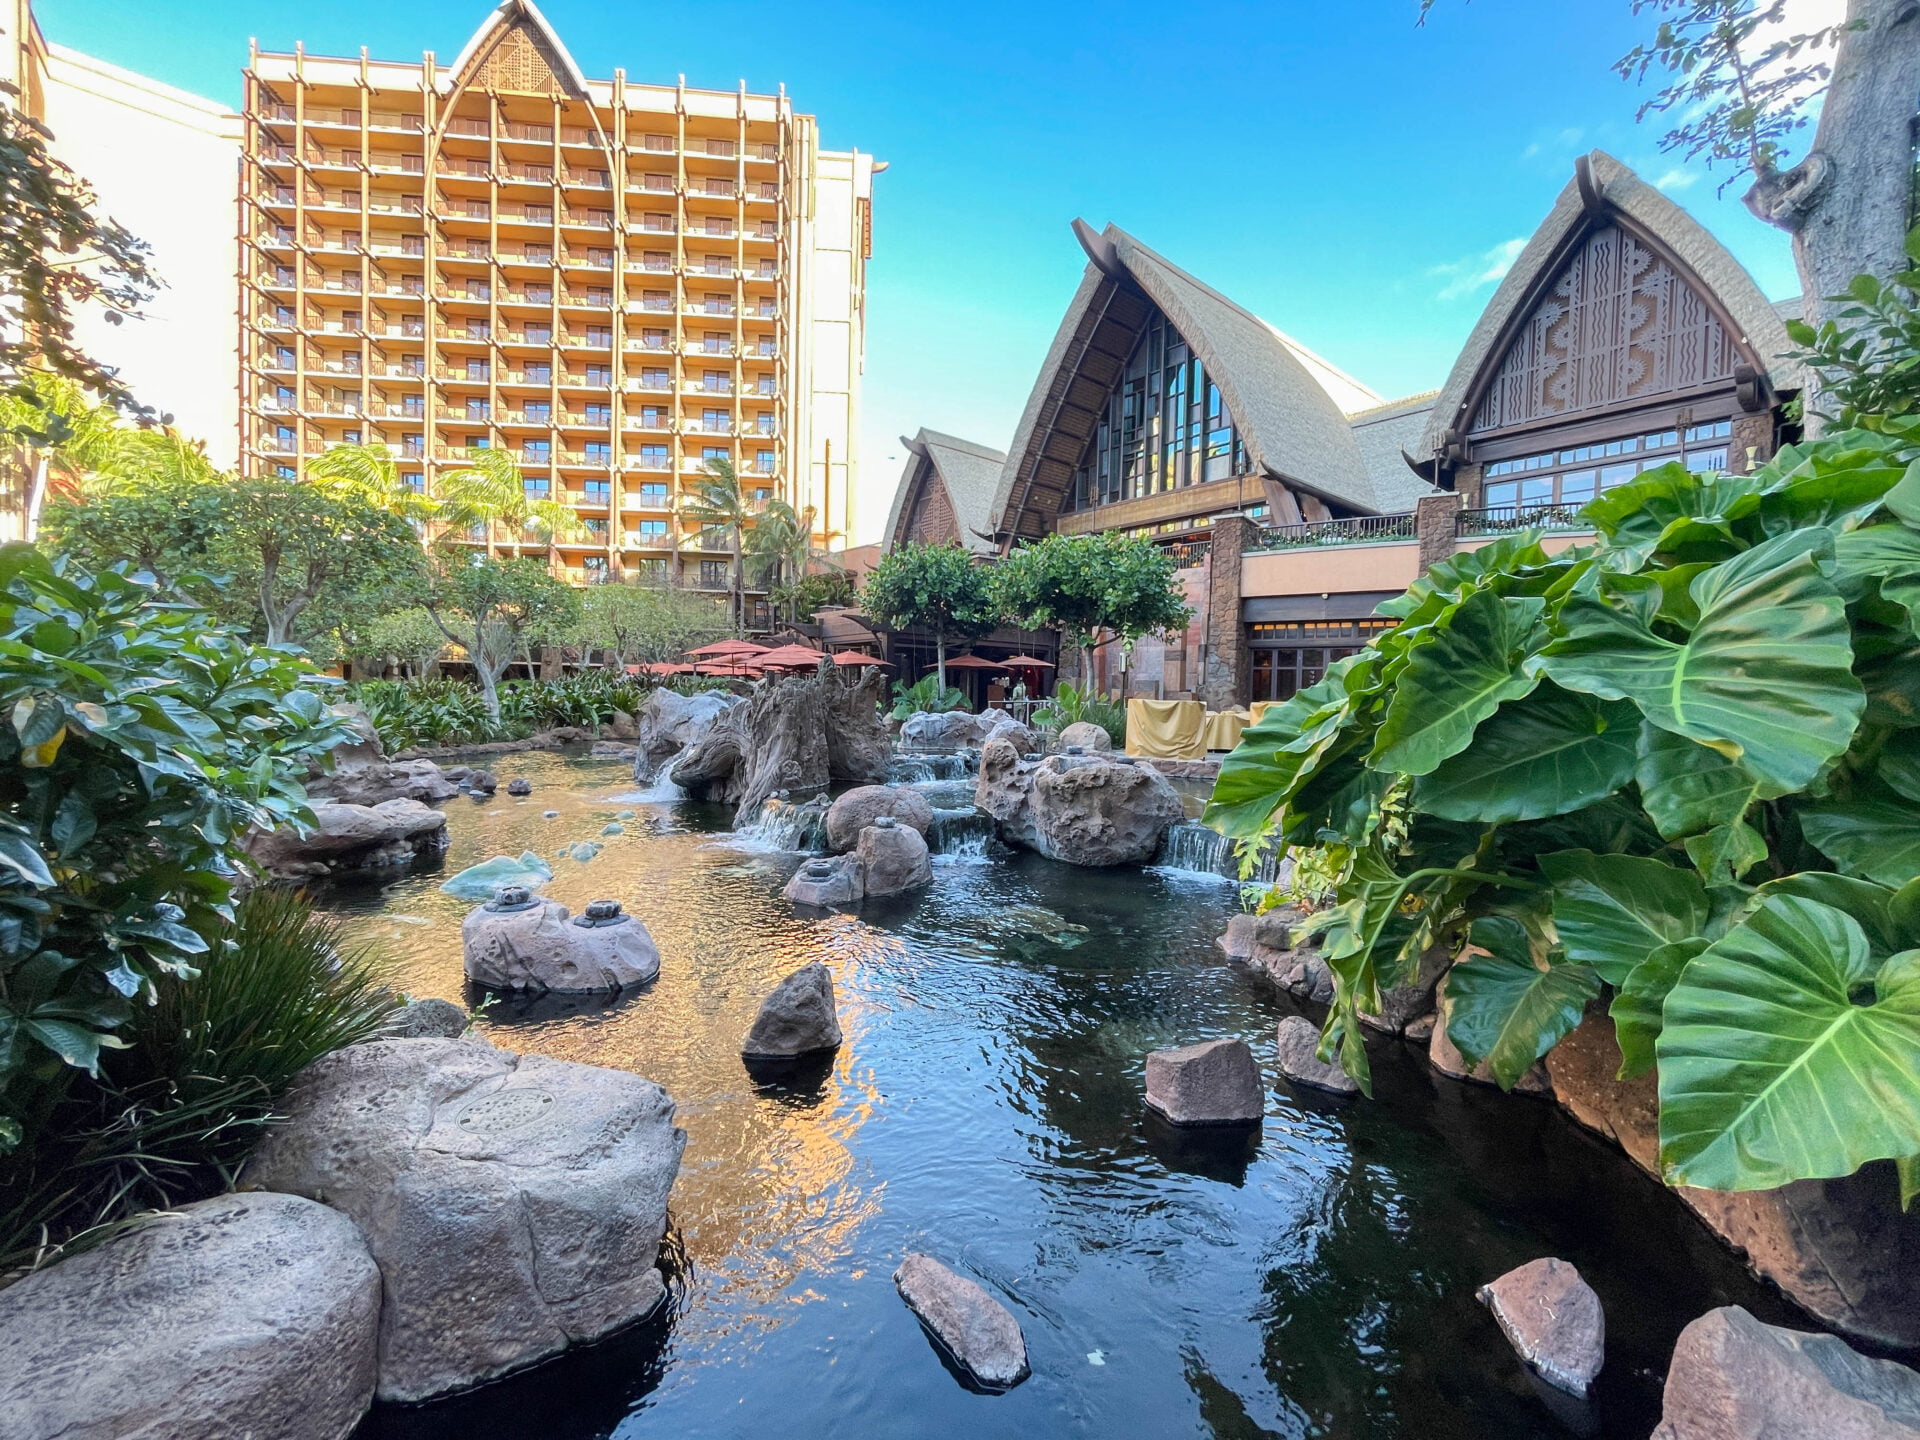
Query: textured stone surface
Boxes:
[
  {"xmin": 310, "ymin": 757, "xmax": 460, "ymax": 808},
  {"xmin": 0, "ymin": 1191, "xmax": 379, "ymax": 1440},
  {"xmin": 742, "ymin": 962, "xmax": 842, "ymax": 1058},
  {"xmin": 894, "ymin": 1253, "xmax": 1030, "ymax": 1391},
  {"xmin": 245, "ymin": 1038, "xmax": 684, "ymax": 1402},
  {"xmin": 385, "ymin": 997, "xmax": 469, "ymax": 1039},
  {"xmin": 247, "ymin": 799, "xmax": 448, "ymax": 880},
  {"xmin": 632, "ymin": 689, "xmax": 742, "ymax": 781},
  {"xmin": 1057, "ymin": 720, "xmax": 1113, "ymax": 751},
  {"xmin": 1217, "ymin": 909, "xmax": 1301, "ymax": 960},
  {"xmin": 900, "ymin": 709, "xmax": 986, "ymax": 749},
  {"xmin": 857, "ymin": 819, "xmax": 933, "ymax": 896},
  {"xmin": 461, "ymin": 899, "xmax": 660, "ymax": 993},
  {"xmin": 466, "ymin": 770, "xmax": 499, "ymax": 795},
  {"xmin": 671, "ymin": 667, "xmax": 890, "ymax": 815},
  {"xmin": 1358, "ymin": 941, "xmax": 1451, "ymax": 1035},
  {"xmin": 976, "ymin": 737, "xmax": 1040, "ymax": 849},
  {"xmin": 825, "ymin": 784, "xmax": 935, "ymax": 852},
  {"xmin": 1029, "ymin": 754, "xmax": 1184, "ymax": 867},
  {"xmin": 1145, "ymin": 1037, "xmax": 1263, "ymax": 1126},
  {"xmin": 505, "ymin": 777, "xmax": 533, "ymax": 796},
  {"xmin": 783, "ymin": 854, "xmax": 865, "ymax": 907},
  {"xmin": 1275, "ymin": 1015, "xmax": 1359, "ymax": 1095},
  {"xmin": 977, "ymin": 709, "xmax": 1039, "ymax": 754},
  {"xmin": 1477, "ymin": 1257, "xmax": 1606, "ymax": 1396},
  {"xmin": 1652, "ymin": 1306, "xmax": 1920, "ymax": 1440}
]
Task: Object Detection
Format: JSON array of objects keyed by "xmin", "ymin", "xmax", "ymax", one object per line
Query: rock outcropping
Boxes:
[
  {"xmin": 245, "ymin": 1037, "xmax": 685, "ymax": 1402},
  {"xmin": 1275, "ymin": 1015, "xmax": 1359, "ymax": 1095},
  {"xmin": 0, "ymin": 1191, "xmax": 381, "ymax": 1440},
  {"xmin": 632, "ymin": 689, "xmax": 743, "ymax": 782},
  {"xmin": 671, "ymin": 665, "xmax": 890, "ymax": 816},
  {"xmin": 824, "ymin": 784, "xmax": 934, "ymax": 852},
  {"xmin": 977, "ymin": 742, "xmax": 1183, "ymax": 867},
  {"xmin": 1145, "ymin": 1038, "xmax": 1263, "ymax": 1126},
  {"xmin": 247, "ymin": 799, "xmax": 449, "ymax": 880},
  {"xmin": 462, "ymin": 897, "xmax": 661, "ymax": 992},
  {"xmin": 894, "ymin": 1253, "xmax": 1030, "ymax": 1392}
]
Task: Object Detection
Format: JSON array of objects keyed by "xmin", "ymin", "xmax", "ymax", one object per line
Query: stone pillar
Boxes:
[
  {"xmin": 1415, "ymin": 492, "xmax": 1464, "ymax": 575},
  {"xmin": 1731, "ymin": 412, "xmax": 1776, "ymax": 474},
  {"xmin": 1200, "ymin": 517, "xmax": 1254, "ymax": 710}
]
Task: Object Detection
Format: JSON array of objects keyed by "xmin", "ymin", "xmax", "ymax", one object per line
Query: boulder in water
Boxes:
[
  {"xmin": 467, "ymin": 770, "xmax": 499, "ymax": 796},
  {"xmin": 857, "ymin": 816, "xmax": 932, "ymax": 896},
  {"xmin": 742, "ymin": 962, "xmax": 842, "ymax": 1058},
  {"xmin": 247, "ymin": 799, "xmax": 448, "ymax": 881},
  {"xmin": 244, "ymin": 1037, "xmax": 685, "ymax": 1402},
  {"xmin": 783, "ymin": 854, "xmax": 865, "ymax": 908},
  {"xmin": 1477, "ymin": 1257, "xmax": 1605, "ymax": 1397},
  {"xmin": 1145, "ymin": 1037, "xmax": 1263, "ymax": 1126},
  {"xmin": 672, "ymin": 667, "xmax": 889, "ymax": 815},
  {"xmin": 825, "ymin": 784, "xmax": 934, "ymax": 852},
  {"xmin": 1057, "ymin": 721, "xmax": 1112, "ymax": 752},
  {"xmin": 462, "ymin": 896, "xmax": 660, "ymax": 993},
  {"xmin": 506, "ymin": 777, "xmax": 532, "ymax": 797},
  {"xmin": 1275, "ymin": 1015, "xmax": 1359, "ymax": 1095},
  {"xmin": 976, "ymin": 737, "xmax": 1040, "ymax": 849},
  {"xmin": 893, "ymin": 1253, "xmax": 1030, "ymax": 1392},
  {"xmin": 1029, "ymin": 754, "xmax": 1183, "ymax": 867},
  {"xmin": 633, "ymin": 689, "xmax": 743, "ymax": 781},
  {"xmin": 311, "ymin": 756, "xmax": 460, "ymax": 808},
  {"xmin": 0, "ymin": 1191, "xmax": 381, "ymax": 1440},
  {"xmin": 977, "ymin": 708, "xmax": 1039, "ymax": 753},
  {"xmin": 385, "ymin": 997, "xmax": 469, "ymax": 1039},
  {"xmin": 900, "ymin": 710, "xmax": 984, "ymax": 750},
  {"xmin": 440, "ymin": 851, "xmax": 553, "ymax": 901}
]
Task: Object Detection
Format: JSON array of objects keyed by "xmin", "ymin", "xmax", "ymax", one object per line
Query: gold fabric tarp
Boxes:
[
  {"xmin": 1124, "ymin": 698, "xmax": 1206, "ymax": 760},
  {"xmin": 1202, "ymin": 708, "xmax": 1251, "ymax": 752}
]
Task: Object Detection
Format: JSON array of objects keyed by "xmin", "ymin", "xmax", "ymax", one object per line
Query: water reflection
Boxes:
[{"xmin": 328, "ymin": 750, "xmax": 1792, "ymax": 1440}]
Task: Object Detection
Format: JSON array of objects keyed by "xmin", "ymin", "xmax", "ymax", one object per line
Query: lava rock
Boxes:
[
  {"xmin": 310, "ymin": 757, "xmax": 460, "ymax": 808},
  {"xmin": 1477, "ymin": 1257, "xmax": 1606, "ymax": 1396},
  {"xmin": 506, "ymin": 777, "xmax": 533, "ymax": 797},
  {"xmin": 1358, "ymin": 940, "xmax": 1451, "ymax": 1035},
  {"xmin": 899, "ymin": 710, "xmax": 985, "ymax": 749},
  {"xmin": 246, "ymin": 799, "xmax": 448, "ymax": 880},
  {"xmin": 467, "ymin": 770, "xmax": 499, "ymax": 795},
  {"xmin": 1275, "ymin": 1015, "xmax": 1359, "ymax": 1095},
  {"xmin": 894, "ymin": 1253, "xmax": 1030, "ymax": 1392},
  {"xmin": 632, "ymin": 690, "xmax": 744, "ymax": 781},
  {"xmin": 1028, "ymin": 753, "xmax": 1184, "ymax": 867},
  {"xmin": 976, "ymin": 708, "xmax": 1039, "ymax": 754},
  {"xmin": 244, "ymin": 1037, "xmax": 685, "ymax": 1403},
  {"xmin": 1217, "ymin": 909, "xmax": 1300, "ymax": 959},
  {"xmin": 1144, "ymin": 1037, "xmax": 1263, "ymax": 1126},
  {"xmin": 462, "ymin": 898, "xmax": 660, "ymax": 993},
  {"xmin": 783, "ymin": 854, "xmax": 864, "ymax": 907},
  {"xmin": 856, "ymin": 816, "xmax": 933, "ymax": 896},
  {"xmin": 824, "ymin": 784, "xmax": 935, "ymax": 852},
  {"xmin": 384, "ymin": 997, "xmax": 469, "ymax": 1039},
  {"xmin": 0, "ymin": 1191, "xmax": 380, "ymax": 1440},
  {"xmin": 1056, "ymin": 721, "xmax": 1112, "ymax": 752},
  {"xmin": 742, "ymin": 962, "xmax": 842, "ymax": 1058},
  {"xmin": 975, "ymin": 737, "xmax": 1040, "ymax": 849},
  {"xmin": 1653, "ymin": 1305, "xmax": 1920, "ymax": 1439}
]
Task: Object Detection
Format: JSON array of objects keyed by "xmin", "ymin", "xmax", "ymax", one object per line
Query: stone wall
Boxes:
[{"xmin": 1201, "ymin": 515, "xmax": 1254, "ymax": 709}]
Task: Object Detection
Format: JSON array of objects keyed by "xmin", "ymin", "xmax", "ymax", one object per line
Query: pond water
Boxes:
[{"xmin": 321, "ymin": 749, "xmax": 1793, "ymax": 1440}]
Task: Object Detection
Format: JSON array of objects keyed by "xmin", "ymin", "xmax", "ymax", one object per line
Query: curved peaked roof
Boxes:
[
  {"xmin": 883, "ymin": 429, "xmax": 1008, "ymax": 557},
  {"xmin": 443, "ymin": 0, "xmax": 589, "ymax": 97},
  {"xmin": 1418, "ymin": 150, "xmax": 1798, "ymax": 462},
  {"xmin": 990, "ymin": 223, "xmax": 1403, "ymax": 544}
]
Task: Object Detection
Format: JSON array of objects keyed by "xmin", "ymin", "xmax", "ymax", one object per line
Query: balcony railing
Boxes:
[
  {"xmin": 1456, "ymin": 503, "xmax": 1596, "ymax": 537},
  {"xmin": 1160, "ymin": 539, "xmax": 1211, "ymax": 569},
  {"xmin": 1247, "ymin": 512, "xmax": 1417, "ymax": 552}
]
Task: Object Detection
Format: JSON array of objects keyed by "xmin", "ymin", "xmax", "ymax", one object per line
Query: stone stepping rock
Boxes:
[
  {"xmin": 1275, "ymin": 1015, "xmax": 1359, "ymax": 1095},
  {"xmin": 742, "ymin": 962, "xmax": 841, "ymax": 1058},
  {"xmin": 1477, "ymin": 1257, "xmax": 1605, "ymax": 1396},
  {"xmin": 894, "ymin": 1253, "xmax": 1029, "ymax": 1391},
  {"xmin": 1145, "ymin": 1037, "xmax": 1262, "ymax": 1126}
]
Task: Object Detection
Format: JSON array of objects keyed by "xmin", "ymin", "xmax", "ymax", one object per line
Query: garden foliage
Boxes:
[
  {"xmin": 1206, "ymin": 425, "xmax": 1920, "ymax": 1200},
  {"xmin": 1031, "ymin": 680, "xmax": 1126, "ymax": 748}
]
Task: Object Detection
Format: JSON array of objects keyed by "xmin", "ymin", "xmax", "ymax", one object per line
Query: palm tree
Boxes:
[
  {"xmin": 682, "ymin": 456, "xmax": 752, "ymax": 629},
  {"xmin": 435, "ymin": 445, "xmax": 580, "ymax": 559},
  {"xmin": 746, "ymin": 499, "xmax": 845, "ymax": 621},
  {"xmin": 307, "ymin": 440, "xmax": 436, "ymax": 524},
  {"xmin": 0, "ymin": 376, "xmax": 166, "ymax": 534}
]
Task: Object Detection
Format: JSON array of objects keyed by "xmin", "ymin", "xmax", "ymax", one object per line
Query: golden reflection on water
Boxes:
[{"xmin": 320, "ymin": 753, "xmax": 888, "ymax": 1333}]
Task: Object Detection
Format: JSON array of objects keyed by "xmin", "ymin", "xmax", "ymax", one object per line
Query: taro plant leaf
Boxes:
[
  {"xmin": 1885, "ymin": 462, "xmax": 1920, "ymax": 527},
  {"xmin": 1540, "ymin": 849, "xmax": 1711, "ymax": 986},
  {"xmin": 1414, "ymin": 685, "xmax": 1638, "ymax": 823},
  {"xmin": 1748, "ymin": 872, "xmax": 1920, "ymax": 957},
  {"xmin": 1658, "ymin": 897, "xmax": 1920, "ymax": 1191},
  {"xmin": 1370, "ymin": 590, "xmax": 1545, "ymax": 776},
  {"xmin": 1832, "ymin": 525, "xmax": 1920, "ymax": 636},
  {"xmin": 1900, "ymin": 1153, "xmax": 1919, "ymax": 1212},
  {"xmin": 1610, "ymin": 937, "xmax": 1709, "ymax": 1080},
  {"xmin": 1581, "ymin": 465, "xmax": 1765, "ymax": 568},
  {"xmin": 1542, "ymin": 529, "xmax": 1865, "ymax": 794},
  {"xmin": 1634, "ymin": 723, "xmax": 1782, "ymax": 840},
  {"xmin": 1881, "ymin": 740, "xmax": 1920, "ymax": 804},
  {"xmin": 1204, "ymin": 676, "xmax": 1351, "ymax": 839},
  {"xmin": 1442, "ymin": 916, "xmax": 1600, "ymax": 1090},
  {"xmin": 1798, "ymin": 799, "xmax": 1920, "ymax": 888},
  {"xmin": 1683, "ymin": 818, "xmax": 1769, "ymax": 887}
]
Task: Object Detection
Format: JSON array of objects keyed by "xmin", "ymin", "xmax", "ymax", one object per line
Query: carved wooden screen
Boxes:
[
  {"xmin": 905, "ymin": 469, "xmax": 958, "ymax": 545},
  {"xmin": 477, "ymin": 20, "xmax": 568, "ymax": 96},
  {"xmin": 1469, "ymin": 223, "xmax": 1739, "ymax": 435}
]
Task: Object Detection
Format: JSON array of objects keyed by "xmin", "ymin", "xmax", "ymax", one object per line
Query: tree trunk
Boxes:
[
  {"xmin": 475, "ymin": 661, "xmax": 502, "ymax": 720},
  {"xmin": 935, "ymin": 631, "xmax": 948, "ymax": 695},
  {"xmin": 731, "ymin": 528, "xmax": 744, "ymax": 631},
  {"xmin": 1746, "ymin": 0, "xmax": 1920, "ymax": 334}
]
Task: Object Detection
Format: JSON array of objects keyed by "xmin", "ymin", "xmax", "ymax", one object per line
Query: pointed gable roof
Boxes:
[
  {"xmin": 1417, "ymin": 150, "xmax": 1797, "ymax": 463},
  {"xmin": 884, "ymin": 428, "xmax": 1008, "ymax": 556},
  {"xmin": 444, "ymin": 0, "xmax": 589, "ymax": 98},
  {"xmin": 990, "ymin": 222, "xmax": 1399, "ymax": 544}
]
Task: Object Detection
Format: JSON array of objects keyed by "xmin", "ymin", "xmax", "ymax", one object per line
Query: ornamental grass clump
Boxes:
[{"xmin": 1208, "ymin": 421, "xmax": 1920, "ymax": 1203}]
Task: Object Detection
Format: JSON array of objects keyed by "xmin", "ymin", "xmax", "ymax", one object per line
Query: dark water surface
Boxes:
[{"xmin": 324, "ymin": 750, "xmax": 1792, "ymax": 1440}]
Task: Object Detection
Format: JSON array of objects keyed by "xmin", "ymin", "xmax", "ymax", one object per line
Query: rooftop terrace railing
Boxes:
[
  {"xmin": 1246, "ymin": 512, "xmax": 1416, "ymax": 552},
  {"xmin": 1456, "ymin": 503, "xmax": 1596, "ymax": 537}
]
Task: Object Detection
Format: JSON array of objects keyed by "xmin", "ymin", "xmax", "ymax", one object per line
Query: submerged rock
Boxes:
[
  {"xmin": 783, "ymin": 854, "xmax": 865, "ymax": 908},
  {"xmin": 439, "ymin": 851, "xmax": 554, "ymax": 902},
  {"xmin": 385, "ymin": 997, "xmax": 469, "ymax": 1039},
  {"xmin": 0, "ymin": 1191, "xmax": 380, "ymax": 1440},
  {"xmin": 857, "ymin": 816, "xmax": 932, "ymax": 896},
  {"xmin": 462, "ymin": 897, "xmax": 660, "ymax": 993},
  {"xmin": 1275, "ymin": 1015, "xmax": 1359, "ymax": 1095},
  {"xmin": 466, "ymin": 770, "xmax": 499, "ymax": 795},
  {"xmin": 247, "ymin": 799, "xmax": 448, "ymax": 881},
  {"xmin": 506, "ymin": 777, "xmax": 533, "ymax": 797},
  {"xmin": 1477, "ymin": 1257, "xmax": 1605, "ymax": 1397},
  {"xmin": 245, "ymin": 1037, "xmax": 685, "ymax": 1403},
  {"xmin": 1144, "ymin": 1037, "xmax": 1263, "ymax": 1126},
  {"xmin": 1653, "ymin": 1306, "xmax": 1920, "ymax": 1439},
  {"xmin": 742, "ymin": 962, "xmax": 841, "ymax": 1058},
  {"xmin": 824, "ymin": 784, "xmax": 934, "ymax": 852},
  {"xmin": 894, "ymin": 1253, "xmax": 1030, "ymax": 1392}
]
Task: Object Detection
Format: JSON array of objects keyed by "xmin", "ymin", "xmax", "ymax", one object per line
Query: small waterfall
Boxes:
[
  {"xmin": 731, "ymin": 794, "xmax": 829, "ymax": 853},
  {"xmin": 1153, "ymin": 821, "xmax": 1236, "ymax": 881},
  {"xmin": 910, "ymin": 778, "xmax": 978, "ymax": 811},
  {"xmin": 887, "ymin": 751, "xmax": 978, "ymax": 784},
  {"xmin": 928, "ymin": 806, "xmax": 994, "ymax": 863}
]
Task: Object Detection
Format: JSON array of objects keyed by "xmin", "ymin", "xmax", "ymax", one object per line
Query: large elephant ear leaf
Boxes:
[
  {"xmin": 1634, "ymin": 723, "xmax": 1783, "ymax": 841},
  {"xmin": 1540, "ymin": 849, "xmax": 1711, "ymax": 986},
  {"xmin": 1376, "ymin": 533, "xmax": 1550, "ymax": 621},
  {"xmin": 1204, "ymin": 678, "xmax": 1351, "ymax": 839},
  {"xmin": 1657, "ymin": 896, "xmax": 1920, "ymax": 1192},
  {"xmin": 1832, "ymin": 525, "xmax": 1920, "ymax": 637},
  {"xmin": 1370, "ymin": 590, "xmax": 1545, "ymax": 776},
  {"xmin": 1797, "ymin": 798, "xmax": 1920, "ymax": 888},
  {"xmin": 1581, "ymin": 464, "xmax": 1765, "ymax": 567},
  {"xmin": 1610, "ymin": 938, "xmax": 1708, "ymax": 1080},
  {"xmin": 1542, "ymin": 528, "xmax": 1865, "ymax": 794},
  {"xmin": 1414, "ymin": 684, "xmax": 1637, "ymax": 823},
  {"xmin": 1442, "ymin": 916, "xmax": 1600, "ymax": 1090},
  {"xmin": 1748, "ymin": 871, "xmax": 1917, "ymax": 957}
]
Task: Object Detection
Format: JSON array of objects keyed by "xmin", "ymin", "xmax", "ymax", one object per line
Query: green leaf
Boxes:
[
  {"xmin": 1610, "ymin": 938, "xmax": 1708, "ymax": 1080},
  {"xmin": 1886, "ymin": 461, "xmax": 1920, "ymax": 527},
  {"xmin": 1683, "ymin": 818, "xmax": 1768, "ymax": 886},
  {"xmin": 1542, "ymin": 530, "xmax": 1865, "ymax": 794},
  {"xmin": 1442, "ymin": 916, "xmax": 1601, "ymax": 1089},
  {"xmin": 1635, "ymin": 721, "xmax": 1782, "ymax": 841},
  {"xmin": 1370, "ymin": 590, "xmax": 1545, "ymax": 776},
  {"xmin": 1415, "ymin": 684, "xmax": 1638, "ymax": 823},
  {"xmin": 1832, "ymin": 525, "xmax": 1920, "ymax": 636},
  {"xmin": 1541, "ymin": 849, "xmax": 1711, "ymax": 986},
  {"xmin": 1203, "ymin": 677, "xmax": 1352, "ymax": 838},
  {"xmin": 1749, "ymin": 871, "xmax": 1919, "ymax": 957},
  {"xmin": 1899, "ymin": 1153, "xmax": 1919, "ymax": 1212},
  {"xmin": 1658, "ymin": 897, "xmax": 1920, "ymax": 1191},
  {"xmin": 1798, "ymin": 798, "xmax": 1920, "ymax": 888},
  {"xmin": 1581, "ymin": 464, "xmax": 1764, "ymax": 567},
  {"xmin": 49, "ymin": 792, "xmax": 96, "ymax": 859}
]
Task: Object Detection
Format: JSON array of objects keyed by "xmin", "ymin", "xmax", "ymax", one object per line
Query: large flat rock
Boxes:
[{"xmin": 894, "ymin": 1253, "xmax": 1030, "ymax": 1391}]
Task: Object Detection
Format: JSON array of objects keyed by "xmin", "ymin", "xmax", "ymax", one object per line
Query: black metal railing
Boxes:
[
  {"xmin": 1245, "ymin": 512, "xmax": 1416, "ymax": 552},
  {"xmin": 1455, "ymin": 504, "xmax": 1595, "ymax": 537},
  {"xmin": 1160, "ymin": 539, "xmax": 1212, "ymax": 568}
]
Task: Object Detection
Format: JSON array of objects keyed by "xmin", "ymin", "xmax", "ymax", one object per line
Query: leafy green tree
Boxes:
[
  {"xmin": 435, "ymin": 446, "xmax": 579, "ymax": 558},
  {"xmin": 990, "ymin": 531, "xmax": 1192, "ymax": 688},
  {"xmin": 307, "ymin": 440, "xmax": 436, "ymax": 523},
  {"xmin": 413, "ymin": 552, "xmax": 580, "ymax": 719},
  {"xmin": 774, "ymin": 566, "xmax": 858, "ymax": 623},
  {"xmin": 567, "ymin": 582, "xmax": 727, "ymax": 670},
  {"xmin": 683, "ymin": 457, "xmax": 753, "ymax": 629},
  {"xmin": 353, "ymin": 607, "xmax": 448, "ymax": 679},
  {"xmin": 862, "ymin": 541, "xmax": 998, "ymax": 692},
  {"xmin": 1206, "ymin": 421, "xmax": 1920, "ymax": 1203},
  {"xmin": 40, "ymin": 470, "xmax": 223, "ymax": 590}
]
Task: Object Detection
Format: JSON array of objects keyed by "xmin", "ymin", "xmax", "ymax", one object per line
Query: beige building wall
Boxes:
[
  {"xmin": 789, "ymin": 140, "xmax": 871, "ymax": 547},
  {"xmin": 39, "ymin": 45, "xmax": 242, "ymax": 467}
]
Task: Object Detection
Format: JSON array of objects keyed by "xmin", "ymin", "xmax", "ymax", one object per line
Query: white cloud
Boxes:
[
  {"xmin": 1430, "ymin": 237, "xmax": 1528, "ymax": 302},
  {"xmin": 1653, "ymin": 166, "xmax": 1700, "ymax": 192}
]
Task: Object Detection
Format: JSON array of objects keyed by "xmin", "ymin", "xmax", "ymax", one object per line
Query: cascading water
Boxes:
[
  {"xmin": 1152, "ymin": 820, "xmax": 1236, "ymax": 880},
  {"xmin": 886, "ymin": 751, "xmax": 977, "ymax": 784},
  {"xmin": 730, "ymin": 794, "xmax": 829, "ymax": 853},
  {"xmin": 927, "ymin": 806, "xmax": 994, "ymax": 863}
]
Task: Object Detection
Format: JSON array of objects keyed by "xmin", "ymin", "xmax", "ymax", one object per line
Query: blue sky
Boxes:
[{"xmin": 38, "ymin": 0, "xmax": 1816, "ymax": 541}]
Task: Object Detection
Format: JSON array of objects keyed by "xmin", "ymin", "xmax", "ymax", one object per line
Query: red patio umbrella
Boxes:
[
  {"xmin": 694, "ymin": 660, "xmax": 762, "ymax": 676},
  {"xmin": 755, "ymin": 644, "xmax": 829, "ymax": 670},
  {"xmin": 829, "ymin": 650, "xmax": 889, "ymax": 667},
  {"xmin": 686, "ymin": 639, "xmax": 769, "ymax": 658},
  {"xmin": 940, "ymin": 654, "xmax": 1008, "ymax": 671},
  {"xmin": 999, "ymin": 654, "xmax": 1054, "ymax": 670}
]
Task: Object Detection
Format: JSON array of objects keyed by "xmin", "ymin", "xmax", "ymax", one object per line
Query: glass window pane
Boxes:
[{"xmin": 1558, "ymin": 469, "xmax": 1597, "ymax": 503}]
